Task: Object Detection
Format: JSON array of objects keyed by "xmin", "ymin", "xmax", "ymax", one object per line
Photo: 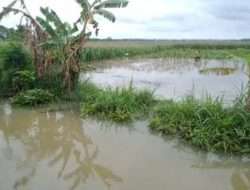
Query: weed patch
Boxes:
[
  {"xmin": 79, "ymin": 82, "xmax": 155, "ymax": 122},
  {"xmin": 149, "ymin": 97, "xmax": 250, "ymax": 154}
]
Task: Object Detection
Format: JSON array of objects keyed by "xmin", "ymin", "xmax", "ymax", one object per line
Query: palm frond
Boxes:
[
  {"xmin": 93, "ymin": 9, "xmax": 116, "ymax": 22},
  {"xmin": 36, "ymin": 16, "xmax": 56, "ymax": 37},
  {"xmin": 94, "ymin": 0, "xmax": 128, "ymax": 9},
  {"xmin": 75, "ymin": 0, "xmax": 90, "ymax": 11},
  {"xmin": 40, "ymin": 7, "xmax": 63, "ymax": 28},
  {"xmin": 40, "ymin": 7, "xmax": 72, "ymax": 36},
  {"xmin": 19, "ymin": 0, "xmax": 28, "ymax": 10},
  {"xmin": 0, "ymin": 0, "xmax": 18, "ymax": 20}
]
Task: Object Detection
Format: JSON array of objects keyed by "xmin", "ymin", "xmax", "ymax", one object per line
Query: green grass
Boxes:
[
  {"xmin": 149, "ymin": 97, "xmax": 250, "ymax": 154},
  {"xmin": 79, "ymin": 82, "xmax": 155, "ymax": 122},
  {"xmin": 82, "ymin": 41, "xmax": 250, "ymax": 64},
  {"xmin": 78, "ymin": 81, "xmax": 250, "ymax": 154}
]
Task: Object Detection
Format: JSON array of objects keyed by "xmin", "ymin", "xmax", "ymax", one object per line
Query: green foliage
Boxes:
[
  {"xmin": 80, "ymin": 82, "xmax": 155, "ymax": 122},
  {"xmin": 94, "ymin": 0, "xmax": 129, "ymax": 9},
  {"xmin": 12, "ymin": 89, "xmax": 55, "ymax": 106},
  {"xmin": 0, "ymin": 41, "xmax": 33, "ymax": 96},
  {"xmin": 12, "ymin": 70, "xmax": 35, "ymax": 91},
  {"xmin": 149, "ymin": 97, "xmax": 250, "ymax": 154},
  {"xmin": 0, "ymin": 41, "xmax": 32, "ymax": 71},
  {"xmin": 0, "ymin": 25, "xmax": 25, "ymax": 41},
  {"xmin": 36, "ymin": 70, "xmax": 65, "ymax": 97}
]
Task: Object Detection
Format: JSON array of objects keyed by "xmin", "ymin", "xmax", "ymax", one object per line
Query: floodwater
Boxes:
[
  {"xmin": 81, "ymin": 58, "xmax": 249, "ymax": 102},
  {"xmin": 0, "ymin": 103, "xmax": 250, "ymax": 190}
]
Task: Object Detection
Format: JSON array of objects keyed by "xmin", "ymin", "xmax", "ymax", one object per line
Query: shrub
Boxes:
[
  {"xmin": 0, "ymin": 41, "xmax": 32, "ymax": 71},
  {"xmin": 0, "ymin": 42, "xmax": 33, "ymax": 96},
  {"xmin": 12, "ymin": 70, "xmax": 35, "ymax": 92},
  {"xmin": 11, "ymin": 89, "xmax": 55, "ymax": 106}
]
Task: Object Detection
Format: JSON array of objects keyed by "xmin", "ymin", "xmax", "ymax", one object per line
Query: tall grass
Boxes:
[
  {"xmin": 81, "ymin": 45, "xmax": 250, "ymax": 63},
  {"xmin": 149, "ymin": 97, "xmax": 250, "ymax": 154},
  {"xmin": 79, "ymin": 82, "xmax": 155, "ymax": 122}
]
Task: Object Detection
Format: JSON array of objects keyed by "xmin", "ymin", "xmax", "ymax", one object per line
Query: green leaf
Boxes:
[
  {"xmin": 75, "ymin": 0, "xmax": 90, "ymax": 11},
  {"xmin": 94, "ymin": 9, "xmax": 116, "ymax": 22},
  {"xmin": 0, "ymin": 0, "xmax": 18, "ymax": 20},
  {"xmin": 36, "ymin": 16, "xmax": 57, "ymax": 37},
  {"xmin": 94, "ymin": 0, "xmax": 128, "ymax": 9}
]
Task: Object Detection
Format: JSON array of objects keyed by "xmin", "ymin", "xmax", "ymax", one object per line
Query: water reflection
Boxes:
[
  {"xmin": 193, "ymin": 155, "xmax": 250, "ymax": 190},
  {"xmin": 0, "ymin": 105, "xmax": 122, "ymax": 190},
  {"xmin": 1, "ymin": 103, "xmax": 250, "ymax": 190}
]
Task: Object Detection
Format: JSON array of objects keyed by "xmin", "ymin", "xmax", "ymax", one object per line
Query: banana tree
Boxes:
[
  {"xmin": 60, "ymin": 0, "xmax": 129, "ymax": 90},
  {"xmin": 0, "ymin": 0, "xmax": 128, "ymax": 91}
]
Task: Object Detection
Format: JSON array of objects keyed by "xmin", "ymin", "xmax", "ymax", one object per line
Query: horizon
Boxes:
[{"xmin": 1, "ymin": 0, "xmax": 250, "ymax": 40}]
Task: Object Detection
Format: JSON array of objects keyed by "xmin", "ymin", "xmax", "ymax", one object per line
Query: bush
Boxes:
[
  {"xmin": 11, "ymin": 89, "xmax": 55, "ymax": 106},
  {"xmin": 12, "ymin": 70, "xmax": 35, "ymax": 92},
  {"xmin": 0, "ymin": 41, "xmax": 33, "ymax": 96},
  {"xmin": 0, "ymin": 41, "xmax": 32, "ymax": 71}
]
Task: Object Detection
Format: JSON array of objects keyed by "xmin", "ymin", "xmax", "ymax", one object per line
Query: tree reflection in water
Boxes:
[
  {"xmin": 0, "ymin": 104, "xmax": 123, "ymax": 190},
  {"xmin": 193, "ymin": 154, "xmax": 250, "ymax": 190}
]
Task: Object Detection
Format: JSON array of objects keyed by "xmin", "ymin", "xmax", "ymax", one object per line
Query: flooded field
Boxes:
[
  {"xmin": 0, "ymin": 103, "xmax": 250, "ymax": 190},
  {"xmin": 82, "ymin": 58, "xmax": 249, "ymax": 102}
]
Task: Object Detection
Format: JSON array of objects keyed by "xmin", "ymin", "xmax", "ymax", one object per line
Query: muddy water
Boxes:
[
  {"xmin": 81, "ymin": 58, "xmax": 249, "ymax": 102},
  {"xmin": 0, "ymin": 103, "xmax": 250, "ymax": 190}
]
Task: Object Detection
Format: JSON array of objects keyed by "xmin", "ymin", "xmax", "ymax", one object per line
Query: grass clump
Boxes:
[
  {"xmin": 79, "ymin": 82, "xmax": 155, "ymax": 122},
  {"xmin": 149, "ymin": 97, "xmax": 250, "ymax": 154},
  {"xmin": 12, "ymin": 89, "xmax": 55, "ymax": 106}
]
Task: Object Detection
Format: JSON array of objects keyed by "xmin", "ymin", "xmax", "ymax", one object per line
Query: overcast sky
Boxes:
[{"xmin": 1, "ymin": 0, "xmax": 250, "ymax": 39}]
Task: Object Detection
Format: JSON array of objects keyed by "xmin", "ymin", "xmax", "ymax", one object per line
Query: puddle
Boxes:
[
  {"xmin": 0, "ymin": 103, "xmax": 249, "ymax": 190},
  {"xmin": 81, "ymin": 58, "xmax": 249, "ymax": 103}
]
